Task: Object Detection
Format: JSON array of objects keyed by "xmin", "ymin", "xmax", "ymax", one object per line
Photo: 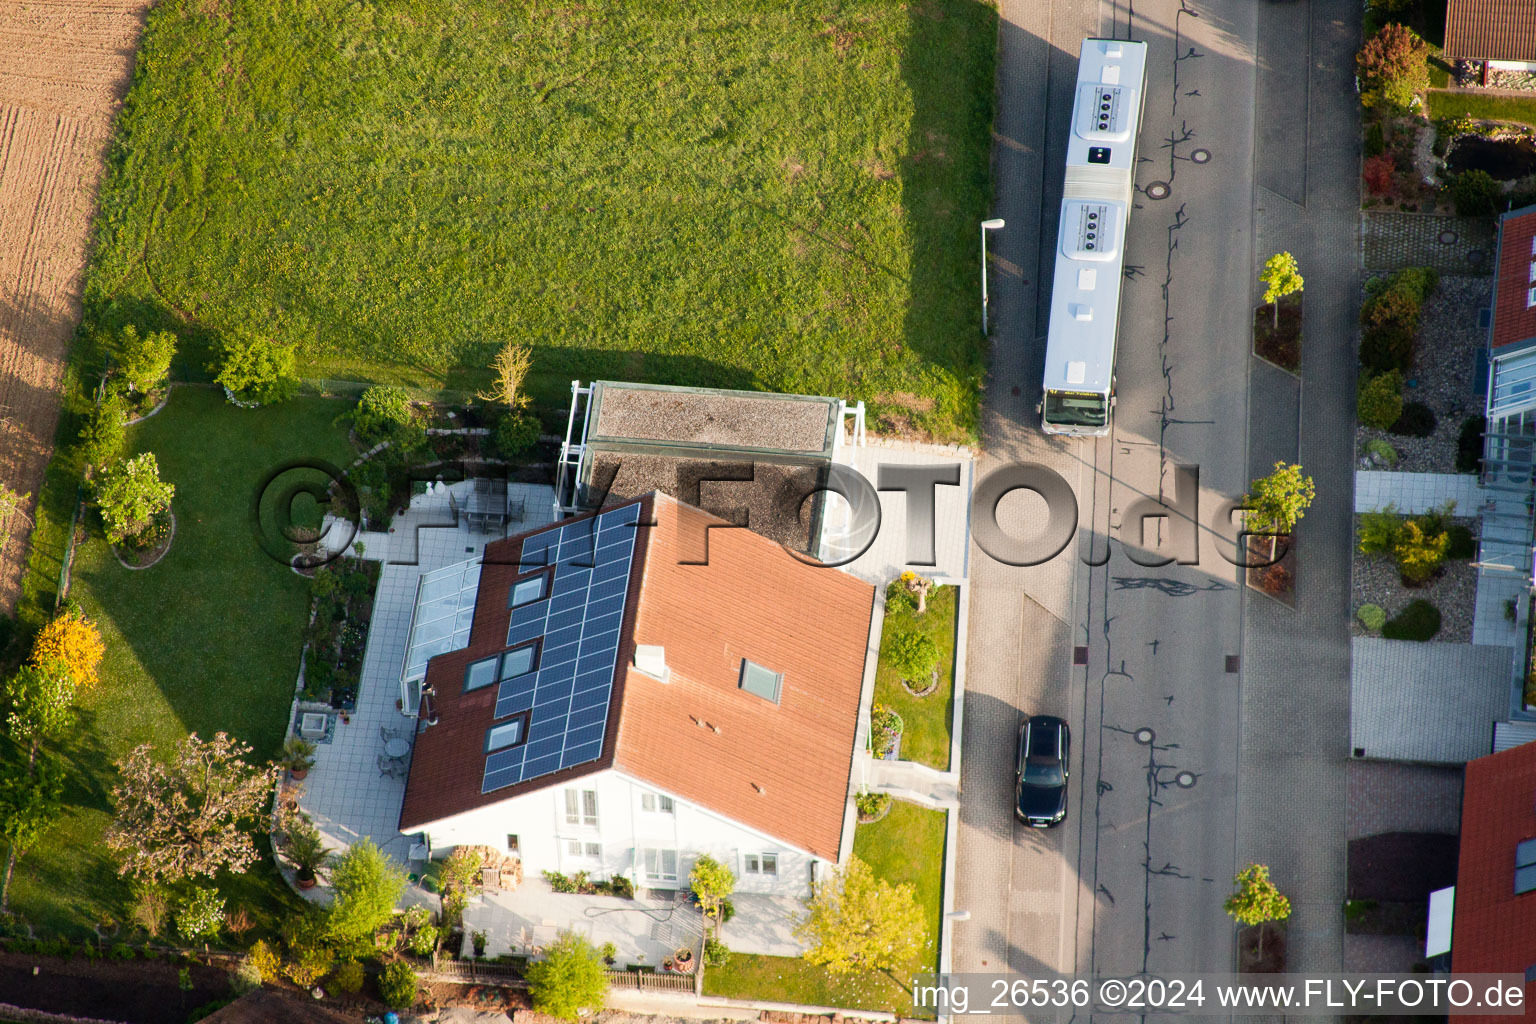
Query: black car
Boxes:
[{"xmin": 1016, "ymin": 715, "xmax": 1070, "ymax": 828}]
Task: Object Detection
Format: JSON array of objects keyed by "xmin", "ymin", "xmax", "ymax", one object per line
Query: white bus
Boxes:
[{"xmin": 1039, "ymin": 38, "xmax": 1149, "ymax": 437}]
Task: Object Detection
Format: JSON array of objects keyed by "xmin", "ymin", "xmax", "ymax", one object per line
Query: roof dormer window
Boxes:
[{"xmin": 739, "ymin": 659, "xmax": 783, "ymax": 704}]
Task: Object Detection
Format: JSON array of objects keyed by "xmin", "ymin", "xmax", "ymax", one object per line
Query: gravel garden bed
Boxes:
[
  {"xmin": 1357, "ymin": 275, "xmax": 1491, "ymax": 474},
  {"xmin": 1350, "ymin": 516, "xmax": 1478, "ymax": 643}
]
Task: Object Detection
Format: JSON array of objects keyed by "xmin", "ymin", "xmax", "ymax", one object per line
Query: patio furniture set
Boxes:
[{"xmin": 377, "ymin": 723, "xmax": 414, "ymax": 779}]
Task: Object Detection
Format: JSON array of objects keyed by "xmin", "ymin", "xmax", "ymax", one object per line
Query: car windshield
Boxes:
[
  {"xmin": 1044, "ymin": 390, "xmax": 1108, "ymax": 428},
  {"xmin": 1023, "ymin": 758, "xmax": 1064, "ymax": 786}
]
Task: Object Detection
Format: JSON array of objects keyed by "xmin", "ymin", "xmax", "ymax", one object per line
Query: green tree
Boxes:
[
  {"xmin": 797, "ymin": 857, "xmax": 925, "ymax": 976},
  {"xmin": 326, "ymin": 838, "xmax": 408, "ymax": 942},
  {"xmin": 215, "ymin": 335, "xmax": 298, "ymax": 405},
  {"xmin": 94, "ymin": 452, "xmax": 174, "ymax": 546},
  {"xmin": 1356, "ymin": 23, "xmax": 1429, "ymax": 111},
  {"xmin": 176, "ymin": 886, "xmax": 225, "ymax": 946},
  {"xmin": 105, "ymin": 732, "xmax": 278, "ymax": 885},
  {"xmin": 1357, "ymin": 371, "xmax": 1404, "ymax": 431},
  {"xmin": 117, "ymin": 325, "xmax": 177, "ymax": 395},
  {"xmin": 378, "ymin": 960, "xmax": 420, "ymax": 1010},
  {"xmin": 5, "ymin": 662, "xmax": 76, "ymax": 746},
  {"xmin": 352, "ymin": 386, "xmax": 416, "ymax": 446},
  {"xmin": 525, "ymin": 931, "xmax": 609, "ymax": 1020},
  {"xmin": 689, "ymin": 854, "xmax": 736, "ymax": 934},
  {"xmin": 477, "ymin": 341, "xmax": 533, "ymax": 409},
  {"xmin": 0, "ymin": 751, "xmax": 63, "ymax": 909},
  {"xmin": 885, "ymin": 628, "xmax": 941, "ymax": 681},
  {"xmin": 494, "ymin": 412, "xmax": 541, "ymax": 459},
  {"xmin": 1244, "ymin": 462, "xmax": 1317, "ymax": 560},
  {"xmin": 1224, "ymin": 863, "xmax": 1292, "ymax": 958},
  {"xmin": 1259, "ymin": 252, "xmax": 1304, "ymax": 329},
  {"xmin": 77, "ymin": 396, "xmax": 127, "ymax": 473},
  {"xmin": 1451, "ymin": 170, "xmax": 1501, "ymax": 218}
]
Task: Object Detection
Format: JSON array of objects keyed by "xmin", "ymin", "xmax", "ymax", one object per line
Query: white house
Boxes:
[{"xmin": 398, "ymin": 492, "xmax": 876, "ymax": 901}]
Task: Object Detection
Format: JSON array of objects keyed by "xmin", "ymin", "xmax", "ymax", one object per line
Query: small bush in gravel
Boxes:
[
  {"xmin": 1357, "ymin": 371, "xmax": 1403, "ymax": 430},
  {"xmin": 1365, "ymin": 438, "xmax": 1398, "ymax": 467},
  {"xmin": 1357, "ymin": 604, "xmax": 1387, "ymax": 631},
  {"xmin": 1360, "ymin": 304, "xmax": 1418, "ymax": 375},
  {"xmin": 1358, "ymin": 508, "xmax": 1402, "ymax": 554},
  {"xmin": 1382, "ymin": 599, "xmax": 1441, "ymax": 641},
  {"xmin": 1393, "ymin": 518, "xmax": 1449, "ymax": 583},
  {"xmin": 1457, "ymin": 416, "xmax": 1485, "ymax": 473},
  {"xmin": 1389, "ymin": 401, "xmax": 1436, "ymax": 437},
  {"xmin": 1365, "ymin": 121, "xmax": 1385, "ymax": 158},
  {"xmin": 1447, "ymin": 524, "xmax": 1475, "ymax": 559}
]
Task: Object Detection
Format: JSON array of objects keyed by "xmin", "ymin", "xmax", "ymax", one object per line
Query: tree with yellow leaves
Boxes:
[
  {"xmin": 31, "ymin": 610, "xmax": 105, "ymax": 690},
  {"xmin": 477, "ymin": 342, "xmax": 533, "ymax": 410}
]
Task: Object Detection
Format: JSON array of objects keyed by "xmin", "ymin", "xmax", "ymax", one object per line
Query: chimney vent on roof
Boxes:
[
  {"xmin": 634, "ymin": 645, "xmax": 669, "ymax": 681},
  {"xmin": 709, "ymin": 723, "xmax": 721, "ymax": 734},
  {"xmin": 752, "ymin": 783, "xmax": 765, "ymax": 795}
]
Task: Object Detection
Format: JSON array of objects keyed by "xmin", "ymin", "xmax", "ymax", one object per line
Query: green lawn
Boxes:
[
  {"xmin": 7, "ymin": 387, "xmax": 350, "ymax": 936},
  {"xmin": 83, "ymin": 0, "xmax": 996, "ymax": 440},
  {"xmin": 874, "ymin": 583, "xmax": 956, "ymax": 771},
  {"xmin": 704, "ymin": 802, "xmax": 947, "ymax": 1015},
  {"xmin": 1426, "ymin": 90, "xmax": 1536, "ymax": 129}
]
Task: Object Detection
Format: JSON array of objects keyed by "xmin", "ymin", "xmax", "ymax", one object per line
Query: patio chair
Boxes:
[{"xmin": 377, "ymin": 754, "xmax": 406, "ymax": 779}]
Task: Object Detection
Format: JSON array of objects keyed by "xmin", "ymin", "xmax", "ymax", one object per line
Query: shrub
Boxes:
[
  {"xmin": 117, "ymin": 325, "xmax": 177, "ymax": 394},
  {"xmin": 378, "ymin": 961, "xmax": 420, "ymax": 1010},
  {"xmin": 1358, "ymin": 507, "xmax": 1401, "ymax": 554},
  {"xmin": 1365, "ymin": 438, "xmax": 1398, "ymax": 467},
  {"xmin": 1457, "ymin": 416, "xmax": 1486, "ymax": 473},
  {"xmin": 1451, "ymin": 169, "xmax": 1500, "ymax": 218},
  {"xmin": 1363, "ymin": 154, "xmax": 1397, "ymax": 196},
  {"xmin": 703, "ymin": 937, "xmax": 731, "ymax": 968},
  {"xmin": 1360, "ymin": 289, "xmax": 1420, "ymax": 373},
  {"xmin": 94, "ymin": 452, "xmax": 173, "ymax": 545},
  {"xmin": 869, "ymin": 704, "xmax": 902, "ymax": 755},
  {"xmin": 1357, "ymin": 604, "xmax": 1387, "ymax": 631},
  {"xmin": 856, "ymin": 791, "xmax": 892, "ymax": 818},
  {"xmin": 352, "ymin": 386, "xmax": 415, "ymax": 445},
  {"xmin": 1389, "ymin": 401, "xmax": 1436, "ymax": 437},
  {"xmin": 494, "ymin": 412, "xmax": 541, "ymax": 459},
  {"xmin": 283, "ymin": 944, "xmax": 333, "ymax": 988},
  {"xmin": 884, "ymin": 628, "xmax": 940, "ymax": 681},
  {"xmin": 1447, "ymin": 523, "xmax": 1476, "ymax": 559},
  {"xmin": 607, "ymin": 875, "xmax": 634, "ymax": 900},
  {"xmin": 1390, "ymin": 266, "xmax": 1439, "ymax": 303},
  {"xmin": 526, "ymin": 932, "xmax": 608, "ymax": 1020},
  {"xmin": 1356, "ymin": 24, "xmax": 1429, "ymax": 111},
  {"xmin": 108, "ymin": 942, "xmax": 134, "ymax": 961},
  {"xmin": 1357, "ymin": 371, "xmax": 1403, "ymax": 430},
  {"xmin": 325, "ymin": 838, "xmax": 407, "ymax": 942},
  {"xmin": 30, "ymin": 610, "xmax": 104, "ymax": 689},
  {"xmin": 1365, "ymin": 121, "xmax": 1386, "ymax": 158},
  {"xmin": 215, "ymin": 336, "xmax": 298, "ymax": 405},
  {"xmin": 1393, "ymin": 518, "xmax": 1450, "ymax": 583},
  {"xmin": 78, "ymin": 396, "xmax": 128, "ymax": 471},
  {"xmin": 330, "ymin": 960, "xmax": 365, "ymax": 994},
  {"xmin": 408, "ymin": 923, "xmax": 439, "ymax": 957},
  {"xmin": 1382, "ymin": 599, "xmax": 1441, "ymax": 641},
  {"xmin": 175, "ymin": 888, "xmax": 225, "ymax": 944},
  {"xmin": 229, "ymin": 957, "xmax": 262, "ymax": 996}
]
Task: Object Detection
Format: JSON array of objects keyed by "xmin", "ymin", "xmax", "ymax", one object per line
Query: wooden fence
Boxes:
[{"xmin": 604, "ymin": 969, "xmax": 696, "ymax": 992}]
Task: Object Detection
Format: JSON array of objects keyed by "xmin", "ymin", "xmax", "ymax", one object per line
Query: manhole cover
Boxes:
[
  {"xmin": 1175, "ymin": 771, "xmax": 1197, "ymax": 789},
  {"xmin": 1134, "ymin": 727, "xmax": 1155, "ymax": 745},
  {"xmin": 1467, "ymin": 249, "xmax": 1486, "ymax": 265},
  {"xmin": 1190, "ymin": 148, "xmax": 1211, "ymax": 164},
  {"xmin": 1146, "ymin": 181, "xmax": 1171, "ymax": 200},
  {"xmin": 1438, "ymin": 229, "xmax": 1458, "ymax": 245}
]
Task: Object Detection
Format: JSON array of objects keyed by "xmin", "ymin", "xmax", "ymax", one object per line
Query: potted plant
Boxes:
[
  {"xmin": 471, "ymin": 930, "xmax": 487, "ymax": 958},
  {"xmin": 600, "ymin": 941, "xmax": 617, "ymax": 967},
  {"xmin": 282, "ymin": 736, "xmax": 317, "ymax": 780},
  {"xmin": 286, "ymin": 813, "xmax": 328, "ymax": 890},
  {"xmin": 673, "ymin": 946, "xmax": 694, "ymax": 973}
]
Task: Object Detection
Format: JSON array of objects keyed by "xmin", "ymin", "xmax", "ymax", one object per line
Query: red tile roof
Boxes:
[
  {"xmin": 1452, "ymin": 739, "xmax": 1536, "ymax": 1020},
  {"xmin": 401, "ymin": 493, "xmax": 874, "ymax": 861},
  {"xmin": 1445, "ymin": 0, "xmax": 1536, "ymax": 62},
  {"xmin": 1491, "ymin": 206, "xmax": 1536, "ymax": 350}
]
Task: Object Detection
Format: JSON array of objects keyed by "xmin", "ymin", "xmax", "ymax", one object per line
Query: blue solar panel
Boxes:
[{"xmin": 482, "ymin": 503, "xmax": 639, "ymax": 794}]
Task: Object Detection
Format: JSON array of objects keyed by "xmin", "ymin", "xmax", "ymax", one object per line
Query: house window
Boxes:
[
  {"xmin": 506, "ymin": 834, "xmax": 520, "ymax": 855},
  {"xmin": 743, "ymin": 852, "xmax": 779, "ymax": 877},
  {"xmin": 565, "ymin": 839, "xmax": 601, "ymax": 859},
  {"xmin": 464, "ymin": 655, "xmax": 499, "ymax": 692},
  {"xmin": 486, "ymin": 717, "xmax": 528, "ymax": 752},
  {"xmin": 640, "ymin": 793, "xmax": 675, "ymax": 814},
  {"xmin": 500, "ymin": 643, "xmax": 537, "ymax": 681},
  {"xmin": 640, "ymin": 848, "xmax": 678, "ymax": 882},
  {"xmin": 1528, "ymin": 284, "xmax": 1536, "ymax": 309},
  {"xmin": 565, "ymin": 788, "xmax": 598, "ymax": 827},
  {"xmin": 739, "ymin": 659, "xmax": 783, "ymax": 703},
  {"xmin": 509, "ymin": 574, "xmax": 547, "ymax": 608},
  {"xmin": 1517, "ymin": 839, "xmax": 1536, "ymax": 894}
]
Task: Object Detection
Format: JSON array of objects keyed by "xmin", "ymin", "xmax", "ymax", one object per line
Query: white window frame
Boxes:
[
  {"xmin": 743, "ymin": 851, "xmax": 779, "ymax": 877},
  {"xmin": 640, "ymin": 847, "xmax": 678, "ymax": 882},
  {"xmin": 564, "ymin": 788, "xmax": 598, "ymax": 828},
  {"xmin": 564, "ymin": 838, "xmax": 602, "ymax": 861},
  {"xmin": 640, "ymin": 793, "xmax": 676, "ymax": 814},
  {"xmin": 510, "ymin": 574, "xmax": 547, "ymax": 608}
]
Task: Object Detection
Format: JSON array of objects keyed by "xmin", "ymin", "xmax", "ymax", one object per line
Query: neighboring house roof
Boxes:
[
  {"xmin": 1452, "ymin": 740, "xmax": 1536, "ymax": 1018},
  {"xmin": 200, "ymin": 989, "xmax": 359, "ymax": 1023},
  {"xmin": 1444, "ymin": 0, "xmax": 1536, "ymax": 62},
  {"xmin": 1491, "ymin": 205, "xmax": 1536, "ymax": 351},
  {"xmin": 401, "ymin": 492, "xmax": 874, "ymax": 861},
  {"xmin": 1350, "ymin": 638, "xmax": 1510, "ymax": 763}
]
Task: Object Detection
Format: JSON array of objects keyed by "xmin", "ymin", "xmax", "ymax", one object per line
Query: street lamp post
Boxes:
[{"xmin": 980, "ymin": 219, "xmax": 1005, "ymax": 336}]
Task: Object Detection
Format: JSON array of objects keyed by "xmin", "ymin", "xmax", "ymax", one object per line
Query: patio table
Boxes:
[{"xmin": 384, "ymin": 737, "xmax": 411, "ymax": 759}]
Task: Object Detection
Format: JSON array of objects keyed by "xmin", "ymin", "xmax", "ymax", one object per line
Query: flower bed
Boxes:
[
  {"xmin": 300, "ymin": 556, "xmax": 380, "ymax": 709},
  {"xmin": 1351, "ymin": 513, "xmax": 1477, "ymax": 642}
]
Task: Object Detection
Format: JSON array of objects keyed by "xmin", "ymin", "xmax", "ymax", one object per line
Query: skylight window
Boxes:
[
  {"xmin": 486, "ymin": 715, "xmax": 529, "ymax": 753},
  {"xmin": 500, "ymin": 643, "xmax": 537, "ymax": 681},
  {"xmin": 1516, "ymin": 838, "xmax": 1536, "ymax": 894},
  {"xmin": 463, "ymin": 655, "xmax": 499, "ymax": 692},
  {"xmin": 739, "ymin": 660, "xmax": 783, "ymax": 703},
  {"xmin": 509, "ymin": 574, "xmax": 546, "ymax": 608}
]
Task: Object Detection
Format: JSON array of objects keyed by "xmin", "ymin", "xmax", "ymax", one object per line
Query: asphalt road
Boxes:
[{"xmin": 954, "ymin": 0, "xmax": 1273, "ymax": 1010}]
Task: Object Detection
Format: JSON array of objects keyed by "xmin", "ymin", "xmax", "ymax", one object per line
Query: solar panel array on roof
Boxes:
[{"xmin": 481, "ymin": 502, "xmax": 641, "ymax": 793}]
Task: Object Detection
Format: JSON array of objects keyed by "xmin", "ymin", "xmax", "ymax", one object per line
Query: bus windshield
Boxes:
[{"xmin": 1043, "ymin": 390, "xmax": 1108, "ymax": 429}]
